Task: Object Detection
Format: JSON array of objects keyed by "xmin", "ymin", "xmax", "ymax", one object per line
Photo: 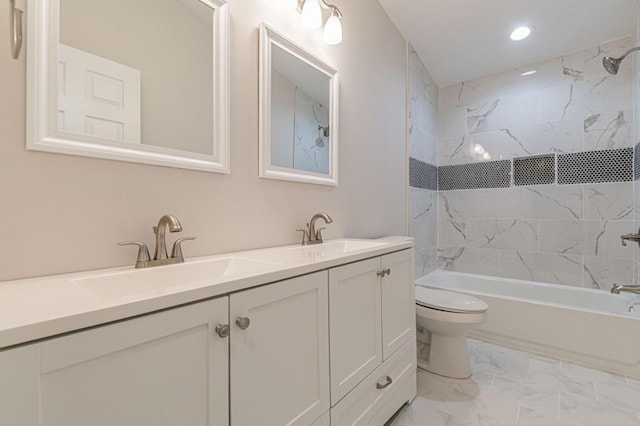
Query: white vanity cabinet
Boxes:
[
  {"xmin": 0, "ymin": 240, "xmax": 415, "ymax": 426},
  {"xmin": 0, "ymin": 273, "xmax": 331, "ymax": 426},
  {"xmin": 0, "ymin": 345, "xmax": 39, "ymax": 426},
  {"xmin": 0, "ymin": 297, "xmax": 230, "ymax": 426},
  {"xmin": 229, "ymin": 271, "xmax": 330, "ymax": 425},
  {"xmin": 329, "ymin": 249, "xmax": 416, "ymax": 424}
]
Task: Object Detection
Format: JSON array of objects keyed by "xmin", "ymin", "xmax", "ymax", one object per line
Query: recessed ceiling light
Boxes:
[
  {"xmin": 510, "ymin": 26, "xmax": 531, "ymax": 41},
  {"xmin": 520, "ymin": 70, "xmax": 537, "ymax": 76}
]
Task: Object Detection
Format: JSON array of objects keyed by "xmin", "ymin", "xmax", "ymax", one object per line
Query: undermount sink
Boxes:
[
  {"xmin": 320, "ymin": 239, "xmax": 389, "ymax": 252},
  {"xmin": 73, "ymin": 257, "xmax": 280, "ymax": 299},
  {"xmin": 271, "ymin": 239, "xmax": 391, "ymax": 263},
  {"xmin": 298, "ymin": 239, "xmax": 389, "ymax": 254}
]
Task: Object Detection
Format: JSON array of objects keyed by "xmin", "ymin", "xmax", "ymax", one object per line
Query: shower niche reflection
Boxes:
[{"xmin": 259, "ymin": 24, "xmax": 339, "ymax": 186}]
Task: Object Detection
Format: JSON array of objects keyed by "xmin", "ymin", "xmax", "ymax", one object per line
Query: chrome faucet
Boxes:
[
  {"xmin": 119, "ymin": 214, "xmax": 195, "ymax": 268},
  {"xmin": 297, "ymin": 212, "xmax": 333, "ymax": 245},
  {"xmin": 611, "ymin": 284, "xmax": 640, "ymax": 295}
]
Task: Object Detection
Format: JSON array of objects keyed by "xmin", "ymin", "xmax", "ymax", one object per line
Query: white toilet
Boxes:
[{"xmin": 415, "ymin": 286, "xmax": 488, "ymax": 379}]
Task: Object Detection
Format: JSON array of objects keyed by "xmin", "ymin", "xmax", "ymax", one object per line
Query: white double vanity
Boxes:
[{"xmin": 0, "ymin": 238, "xmax": 416, "ymax": 425}]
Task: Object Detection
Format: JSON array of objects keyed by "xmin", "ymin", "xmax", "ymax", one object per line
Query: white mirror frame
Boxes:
[
  {"xmin": 259, "ymin": 24, "xmax": 339, "ymax": 186},
  {"xmin": 26, "ymin": 0, "xmax": 230, "ymax": 173}
]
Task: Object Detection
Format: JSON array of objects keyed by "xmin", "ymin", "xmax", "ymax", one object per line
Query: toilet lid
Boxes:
[{"xmin": 415, "ymin": 286, "xmax": 488, "ymax": 313}]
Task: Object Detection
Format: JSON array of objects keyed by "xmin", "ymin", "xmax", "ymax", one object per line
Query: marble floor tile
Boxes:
[
  {"xmin": 471, "ymin": 344, "xmax": 532, "ymax": 379},
  {"xmin": 390, "ymin": 397, "xmax": 475, "ymax": 426},
  {"xmin": 626, "ymin": 376, "xmax": 640, "ymax": 389},
  {"xmin": 438, "ymin": 389, "xmax": 520, "ymax": 426},
  {"xmin": 527, "ymin": 358, "xmax": 597, "ymax": 399},
  {"xmin": 559, "ymin": 390, "xmax": 640, "ymax": 426},
  {"xmin": 516, "ymin": 406, "xmax": 582, "ymax": 426},
  {"xmin": 397, "ymin": 339, "xmax": 640, "ymax": 426},
  {"xmin": 594, "ymin": 377, "xmax": 640, "ymax": 414},
  {"xmin": 416, "ymin": 369, "xmax": 456, "ymax": 403},
  {"xmin": 490, "ymin": 373, "xmax": 558, "ymax": 414}
]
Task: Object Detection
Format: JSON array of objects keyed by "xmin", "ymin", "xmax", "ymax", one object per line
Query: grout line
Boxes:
[{"xmin": 514, "ymin": 404, "xmax": 523, "ymax": 426}]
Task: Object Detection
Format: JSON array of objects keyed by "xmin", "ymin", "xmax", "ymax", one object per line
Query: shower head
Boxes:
[
  {"xmin": 602, "ymin": 56, "xmax": 621, "ymax": 75},
  {"xmin": 602, "ymin": 46, "xmax": 640, "ymax": 75}
]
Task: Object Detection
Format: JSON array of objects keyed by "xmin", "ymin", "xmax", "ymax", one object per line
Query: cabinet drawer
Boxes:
[{"xmin": 331, "ymin": 339, "xmax": 416, "ymax": 426}]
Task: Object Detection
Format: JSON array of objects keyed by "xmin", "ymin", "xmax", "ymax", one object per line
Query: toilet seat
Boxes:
[{"xmin": 415, "ymin": 286, "xmax": 488, "ymax": 314}]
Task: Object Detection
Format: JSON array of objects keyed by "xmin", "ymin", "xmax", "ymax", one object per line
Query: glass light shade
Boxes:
[
  {"xmin": 323, "ymin": 14, "xmax": 342, "ymax": 45},
  {"xmin": 277, "ymin": 0, "xmax": 298, "ymax": 11},
  {"xmin": 301, "ymin": 0, "xmax": 322, "ymax": 29}
]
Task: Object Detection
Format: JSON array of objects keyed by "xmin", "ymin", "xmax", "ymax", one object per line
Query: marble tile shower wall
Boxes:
[
  {"xmin": 634, "ymin": 7, "xmax": 640, "ymax": 286},
  {"xmin": 437, "ymin": 36, "xmax": 638, "ymax": 290},
  {"xmin": 408, "ymin": 46, "xmax": 438, "ymax": 279}
]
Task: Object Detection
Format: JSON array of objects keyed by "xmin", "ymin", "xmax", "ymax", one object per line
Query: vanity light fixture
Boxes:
[
  {"xmin": 299, "ymin": 0, "xmax": 343, "ymax": 45},
  {"xmin": 510, "ymin": 26, "xmax": 531, "ymax": 41},
  {"xmin": 301, "ymin": 0, "xmax": 323, "ymax": 28}
]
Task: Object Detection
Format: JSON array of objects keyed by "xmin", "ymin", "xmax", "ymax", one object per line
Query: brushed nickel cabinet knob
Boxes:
[
  {"xmin": 236, "ymin": 317, "xmax": 251, "ymax": 330},
  {"xmin": 215, "ymin": 324, "xmax": 230, "ymax": 338}
]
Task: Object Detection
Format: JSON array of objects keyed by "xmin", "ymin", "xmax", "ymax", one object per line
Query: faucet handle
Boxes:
[
  {"xmin": 171, "ymin": 237, "xmax": 196, "ymax": 260},
  {"xmin": 315, "ymin": 227, "xmax": 327, "ymax": 242},
  {"xmin": 118, "ymin": 241, "xmax": 151, "ymax": 264},
  {"xmin": 296, "ymin": 228, "xmax": 310, "ymax": 246}
]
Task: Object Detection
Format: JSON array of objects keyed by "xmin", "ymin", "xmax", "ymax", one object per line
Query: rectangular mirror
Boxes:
[
  {"xmin": 27, "ymin": 0, "xmax": 229, "ymax": 173},
  {"xmin": 259, "ymin": 24, "xmax": 339, "ymax": 186}
]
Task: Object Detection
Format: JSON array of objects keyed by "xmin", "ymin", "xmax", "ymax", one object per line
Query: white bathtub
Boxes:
[{"xmin": 416, "ymin": 270, "xmax": 640, "ymax": 379}]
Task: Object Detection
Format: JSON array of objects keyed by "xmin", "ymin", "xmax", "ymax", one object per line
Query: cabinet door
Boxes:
[
  {"xmin": 381, "ymin": 249, "xmax": 415, "ymax": 360},
  {"xmin": 0, "ymin": 345, "xmax": 39, "ymax": 426},
  {"xmin": 38, "ymin": 298, "xmax": 229, "ymax": 426},
  {"xmin": 230, "ymin": 271, "xmax": 330, "ymax": 426},
  {"xmin": 329, "ymin": 257, "xmax": 383, "ymax": 406}
]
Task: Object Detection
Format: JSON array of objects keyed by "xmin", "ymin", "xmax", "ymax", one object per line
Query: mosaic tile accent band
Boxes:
[
  {"xmin": 409, "ymin": 157, "xmax": 437, "ymax": 190},
  {"xmin": 557, "ymin": 148, "xmax": 633, "ymax": 185},
  {"xmin": 436, "ymin": 148, "xmax": 633, "ymax": 190},
  {"xmin": 513, "ymin": 154, "xmax": 556, "ymax": 186},
  {"xmin": 635, "ymin": 143, "xmax": 640, "ymax": 181},
  {"xmin": 438, "ymin": 160, "xmax": 511, "ymax": 191}
]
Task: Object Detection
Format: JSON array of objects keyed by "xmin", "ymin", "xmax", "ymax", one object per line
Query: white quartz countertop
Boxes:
[{"xmin": 0, "ymin": 237, "xmax": 413, "ymax": 349}]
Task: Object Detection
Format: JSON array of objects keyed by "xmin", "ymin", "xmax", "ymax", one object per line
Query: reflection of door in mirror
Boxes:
[
  {"xmin": 271, "ymin": 70, "xmax": 330, "ymax": 174},
  {"xmin": 58, "ymin": 44, "xmax": 141, "ymax": 144},
  {"xmin": 59, "ymin": 0, "xmax": 214, "ymax": 155}
]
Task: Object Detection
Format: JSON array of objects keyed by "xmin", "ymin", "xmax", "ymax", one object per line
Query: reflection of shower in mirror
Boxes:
[
  {"xmin": 316, "ymin": 127, "xmax": 326, "ymax": 148},
  {"xmin": 316, "ymin": 125, "xmax": 329, "ymax": 148}
]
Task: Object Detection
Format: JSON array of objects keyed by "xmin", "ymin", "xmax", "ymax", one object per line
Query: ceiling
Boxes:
[{"xmin": 378, "ymin": 0, "xmax": 638, "ymax": 87}]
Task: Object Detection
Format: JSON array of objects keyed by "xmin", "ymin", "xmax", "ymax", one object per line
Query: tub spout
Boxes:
[{"xmin": 611, "ymin": 284, "xmax": 640, "ymax": 295}]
